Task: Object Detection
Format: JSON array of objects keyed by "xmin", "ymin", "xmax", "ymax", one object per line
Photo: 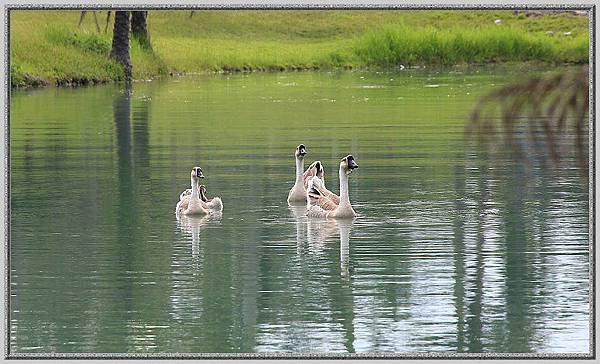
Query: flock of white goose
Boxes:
[{"xmin": 175, "ymin": 144, "xmax": 358, "ymax": 219}]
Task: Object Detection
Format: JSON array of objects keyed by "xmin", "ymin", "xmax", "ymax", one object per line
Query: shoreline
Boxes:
[{"xmin": 11, "ymin": 60, "xmax": 588, "ymax": 90}]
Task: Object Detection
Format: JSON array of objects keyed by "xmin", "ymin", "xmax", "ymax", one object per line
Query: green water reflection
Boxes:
[{"xmin": 10, "ymin": 69, "xmax": 589, "ymax": 354}]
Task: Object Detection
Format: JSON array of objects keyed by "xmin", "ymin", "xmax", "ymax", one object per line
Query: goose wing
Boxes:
[
  {"xmin": 205, "ymin": 196, "xmax": 223, "ymax": 212},
  {"xmin": 307, "ymin": 176, "xmax": 337, "ymax": 211},
  {"xmin": 317, "ymin": 185, "xmax": 340, "ymax": 205},
  {"xmin": 308, "ymin": 191, "xmax": 337, "ymax": 211},
  {"xmin": 200, "ymin": 185, "xmax": 223, "ymax": 212},
  {"xmin": 180, "ymin": 188, "xmax": 192, "ymax": 201},
  {"xmin": 176, "ymin": 195, "xmax": 191, "ymax": 215}
]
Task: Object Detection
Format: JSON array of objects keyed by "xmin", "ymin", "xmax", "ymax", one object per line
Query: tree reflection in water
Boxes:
[{"xmin": 469, "ymin": 65, "xmax": 589, "ymax": 182}]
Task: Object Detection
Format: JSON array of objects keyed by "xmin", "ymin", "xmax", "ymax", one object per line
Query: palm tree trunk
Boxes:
[
  {"xmin": 104, "ymin": 11, "xmax": 112, "ymax": 33},
  {"xmin": 131, "ymin": 11, "xmax": 151, "ymax": 50},
  {"xmin": 110, "ymin": 11, "xmax": 131, "ymax": 83}
]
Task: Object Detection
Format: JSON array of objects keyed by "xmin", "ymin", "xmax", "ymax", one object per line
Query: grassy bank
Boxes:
[{"xmin": 10, "ymin": 10, "xmax": 589, "ymax": 87}]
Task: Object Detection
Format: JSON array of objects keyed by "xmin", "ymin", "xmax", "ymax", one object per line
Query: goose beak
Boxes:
[{"xmin": 196, "ymin": 168, "xmax": 204, "ymax": 178}]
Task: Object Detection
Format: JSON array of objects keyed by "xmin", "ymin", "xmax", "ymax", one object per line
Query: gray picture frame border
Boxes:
[{"xmin": 1, "ymin": 1, "xmax": 596, "ymax": 360}]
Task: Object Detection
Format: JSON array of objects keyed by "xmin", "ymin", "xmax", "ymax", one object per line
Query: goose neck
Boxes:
[
  {"xmin": 295, "ymin": 157, "xmax": 304, "ymax": 184},
  {"xmin": 339, "ymin": 168, "xmax": 351, "ymax": 206},
  {"xmin": 190, "ymin": 177, "xmax": 199, "ymax": 198}
]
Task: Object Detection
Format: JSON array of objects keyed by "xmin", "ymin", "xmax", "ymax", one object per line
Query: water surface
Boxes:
[{"xmin": 10, "ymin": 69, "xmax": 589, "ymax": 354}]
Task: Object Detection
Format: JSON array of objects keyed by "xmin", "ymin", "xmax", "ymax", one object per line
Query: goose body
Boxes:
[
  {"xmin": 307, "ymin": 176, "xmax": 338, "ymax": 211},
  {"xmin": 306, "ymin": 155, "xmax": 358, "ymax": 219},
  {"xmin": 176, "ymin": 167, "xmax": 209, "ymax": 216},
  {"xmin": 178, "ymin": 170, "xmax": 223, "ymax": 213}
]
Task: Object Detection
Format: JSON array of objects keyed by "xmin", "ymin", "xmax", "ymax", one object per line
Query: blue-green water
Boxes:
[{"xmin": 9, "ymin": 70, "xmax": 589, "ymax": 354}]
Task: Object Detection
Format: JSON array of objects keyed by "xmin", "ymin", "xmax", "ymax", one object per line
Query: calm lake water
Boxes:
[{"xmin": 10, "ymin": 69, "xmax": 589, "ymax": 354}]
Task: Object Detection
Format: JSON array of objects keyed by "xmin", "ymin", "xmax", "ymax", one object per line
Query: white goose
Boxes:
[
  {"xmin": 176, "ymin": 167, "xmax": 209, "ymax": 216},
  {"xmin": 306, "ymin": 155, "xmax": 358, "ymax": 219}
]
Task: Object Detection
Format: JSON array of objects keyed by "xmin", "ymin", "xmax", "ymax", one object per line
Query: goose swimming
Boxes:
[
  {"xmin": 306, "ymin": 155, "xmax": 358, "ymax": 219},
  {"xmin": 176, "ymin": 167, "xmax": 209, "ymax": 216},
  {"xmin": 287, "ymin": 144, "xmax": 309, "ymax": 203}
]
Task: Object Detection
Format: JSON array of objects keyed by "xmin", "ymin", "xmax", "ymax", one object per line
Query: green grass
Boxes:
[
  {"xmin": 45, "ymin": 25, "xmax": 112, "ymax": 54},
  {"xmin": 354, "ymin": 25, "xmax": 588, "ymax": 66},
  {"xmin": 10, "ymin": 10, "xmax": 589, "ymax": 87},
  {"xmin": 10, "ymin": 65, "xmax": 25, "ymax": 87}
]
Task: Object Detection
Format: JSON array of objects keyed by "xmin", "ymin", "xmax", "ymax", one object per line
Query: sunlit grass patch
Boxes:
[
  {"xmin": 152, "ymin": 37, "xmax": 352, "ymax": 72},
  {"xmin": 353, "ymin": 25, "xmax": 587, "ymax": 66}
]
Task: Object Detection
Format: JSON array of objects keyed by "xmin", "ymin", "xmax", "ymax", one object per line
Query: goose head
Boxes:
[
  {"xmin": 314, "ymin": 161, "xmax": 324, "ymax": 179},
  {"xmin": 340, "ymin": 155, "xmax": 359, "ymax": 176},
  {"xmin": 306, "ymin": 160, "xmax": 324, "ymax": 180},
  {"xmin": 295, "ymin": 144, "xmax": 307, "ymax": 159},
  {"xmin": 190, "ymin": 166, "xmax": 205, "ymax": 181},
  {"xmin": 198, "ymin": 184, "xmax": 208, "ymax": 202}
]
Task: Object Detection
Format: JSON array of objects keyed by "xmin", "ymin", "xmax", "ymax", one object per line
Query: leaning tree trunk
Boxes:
[
  {"xmin": 110, "ymin": 11, "xmax": 132, "ymax": 83},
  {"xmin": 131, "ymin": 11, "xmax": 151, "ymax": 50}
]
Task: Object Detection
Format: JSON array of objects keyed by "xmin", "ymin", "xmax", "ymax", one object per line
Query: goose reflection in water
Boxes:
[
  {"xmin": 177, "ymin": 212, "xmax": 222, "ymax": 259},
  {"xmin": 289, "ymin": 205, "xmax": 354, "ymax": 278},
  {"xmin": 336, "ymin": 219, "xmax": 353, "ymax": 279},
  {"xmin": 288, "ymin": 205, "xmax": 308, "ymax": 255}
]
